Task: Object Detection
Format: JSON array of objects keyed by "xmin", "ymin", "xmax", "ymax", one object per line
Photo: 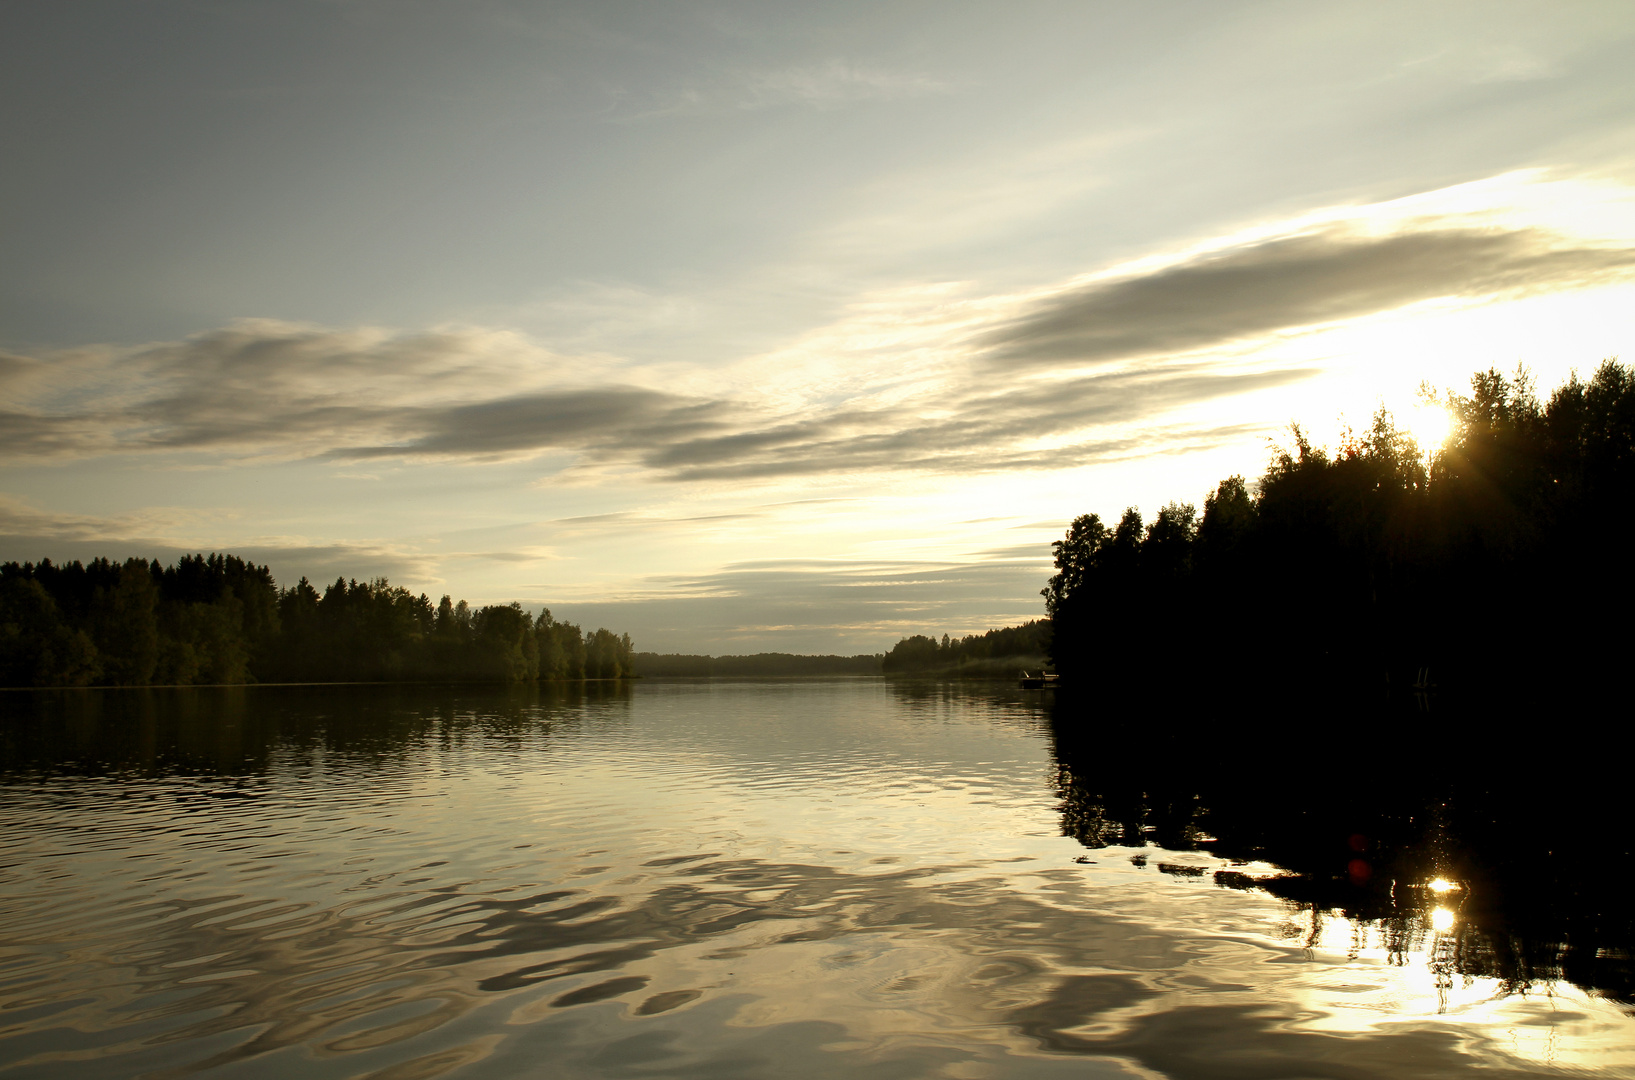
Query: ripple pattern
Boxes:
[{"xmin": 0, "ymin": 681, "xmax": 1630, "ymax": 1079}]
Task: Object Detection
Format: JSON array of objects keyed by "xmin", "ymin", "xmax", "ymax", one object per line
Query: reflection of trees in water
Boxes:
[
  {"xmin": 1049, "ymin": 691, "xmax": 1635, "ymax": 1007},
  {"xmin": 0, "ymin": 681, "xmax": 634, "ymax": 777},
  {"xmin": 883, "ymin": 678, "xmax": 1055, "ymax": 737}
]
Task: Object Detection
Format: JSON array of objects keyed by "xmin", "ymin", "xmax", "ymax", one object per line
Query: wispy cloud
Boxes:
[
  {"xmin": 611, "ymin": 59, "xmax": 949, "ymax": 120},
  {"xmin": 640, "ymin": 365, "xmax": 1313, "ymax": 481},
  {"xmin": 343, "ymin": 388, "xmax": 731, "ymax": 460},
  {"xmin": 0, "ymin": 494, "xmax": 439, "ymax": 586},
  {"xmin": 1400, "ymin": 42, "xmax": 1562, "ymax": 84},
  {"xmin": 0, "ymin": 318, "xmax": 1304, "ymax": 479},
  {"xmin": 6, "ymin": 176, "xmax": 1633, "ymax": 487},
  {"xmin": 739, "ymin": 61, "xmax": 949, "ymax": 107},
  {"xmin": 983, "ymin": 225, "xmax": 1635, "ymax": 368},
  {"xmin": 0, "ymin": 321, "xmax": 741, "ymax": 466}
]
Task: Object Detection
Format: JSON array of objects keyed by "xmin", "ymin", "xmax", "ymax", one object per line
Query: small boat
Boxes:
[{"xmin": 1019, "ymin": 671, "xmax": 1058, "ymax": 690}]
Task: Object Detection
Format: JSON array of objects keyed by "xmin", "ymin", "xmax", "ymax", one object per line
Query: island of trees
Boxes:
[
  {"xmin": 1043, "ymin": 361, "xmax": 1635, "ymax": 695},
  {"xmin": 0, "ymin": 558, "xmax": 633, "ymax": 687}
]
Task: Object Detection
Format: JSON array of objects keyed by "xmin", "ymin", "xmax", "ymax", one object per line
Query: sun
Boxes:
[{"xmin": 1406, "ymin": 403, "xmax": 1452, "ymax": 454}]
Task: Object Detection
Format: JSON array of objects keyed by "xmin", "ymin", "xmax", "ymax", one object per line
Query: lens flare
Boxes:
[
  {"xmin": 1431, "ymin": 907, "xmax": 1456, "ymax": 932},
  {"xmin": 1428, "ymin": 878, "xmax": 1458, "ymax": 893}
]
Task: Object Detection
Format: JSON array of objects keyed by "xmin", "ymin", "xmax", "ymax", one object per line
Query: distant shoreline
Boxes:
[{"xmin": 0, "ymin": 677, "xmax": 640, "ymax": 692}]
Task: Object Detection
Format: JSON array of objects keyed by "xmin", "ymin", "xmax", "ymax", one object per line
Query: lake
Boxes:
[{"xmin": 1, "ymin": 679, "xmax": 1631, "ymax": 1078}]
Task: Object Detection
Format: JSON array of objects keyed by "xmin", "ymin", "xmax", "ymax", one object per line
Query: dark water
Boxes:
[{"xmin": 1, "ymin": 680, "xmax": 1631, "ymax": 1079}]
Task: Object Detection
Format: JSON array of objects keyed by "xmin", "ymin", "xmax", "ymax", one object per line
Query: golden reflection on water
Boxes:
[
  {"xmin": 0, "ymin": 681, "xmax": 1631, "ymax": 1079},
  {"xmin": 1264, "ymin": 890, "xmax": 1633, "ymax": 1072}
]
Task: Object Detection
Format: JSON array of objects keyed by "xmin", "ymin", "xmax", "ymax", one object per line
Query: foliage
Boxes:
[
  {"xmin": 0, "ymin": 557, "xmax": 634, "ymax": 686},
  {"xmin": 881, "ymin": 620, "xmax": 1052, "ymax": 677},
  {"xmin": 1044, "ymin": 361, "xmax": 1635, "ymax": 694}
]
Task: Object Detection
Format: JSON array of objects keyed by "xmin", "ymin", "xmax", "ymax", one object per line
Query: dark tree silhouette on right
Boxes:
[{"xmin": 1045, "ymin": 360, "xmax": 1635, "ymax": 700}]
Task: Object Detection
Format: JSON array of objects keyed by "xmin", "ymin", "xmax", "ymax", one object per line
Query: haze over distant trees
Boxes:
[
  {"xmin": 0, "ymin": 555, "xmax": 632, "ymax": 687},
  {"xmin": 633, "ymin": 625, "xmax": 1052, "ymax": 680},
  {"xmin": 632, "ymin": 652, "xmax": 881, "ymax": 677},
  {"xmin": 1044, "ymin": 361, "xmax": 1635, "ymax": 693}
]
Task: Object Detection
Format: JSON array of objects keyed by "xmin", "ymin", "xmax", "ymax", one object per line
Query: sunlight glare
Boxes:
[
  {"xmin": 1431, "ymin": 907, "xmax": 1456, "ymax": 932},
  {"xmin": 1428, "ymin": 878, "xmax": 1459, "ymax": 893},
  {"xmin": 1407, "ymin": 404, "xmax": 1451, "ymax": 454}
]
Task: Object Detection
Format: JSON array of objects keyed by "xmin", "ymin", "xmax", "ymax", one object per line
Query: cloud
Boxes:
[
  {"xmin": 614, "ymin": 60, "xmax": 949, "ymax": 121},
  {"xmin": 0, "ymin": 316, "xmax": 1303, "ymax": 480},
  {"xmin": 0, "ymin": 496, "xmax": 163, "ymax": 547},
  {"xmin": 1402, "ymin": 43, "xmax": 1562, "ymax": 84},
  {"xmin": 640, "ymin": 364, "xmax": 1314, "ymax": 480},
  {"xmin": 125, "ymin": 320, "xmax": 627, "ymax": 456},
  {"xmin": 0, "ymin": 320, "xmax": 745, "ymax": 466},
  {"xmin": 983, "ymin": 225, "xmax": 1635, "ymax": 368},
  {"xmin": 739, "ymin": 61, "xmax": 949, "ymax": 107},
  {"xmin": 0, "ymin": 410, "xmax": 115, "ymax": 458},
  {"xmin": 539, "ymin": 509, "xmax": 765, "ymax": 540},
  {"xmin": 342, "ymin": 388, "xmax": 730, "ymax": 460},
  {"xmin": 0, "ymin": 494, "xmax": 438, "ymax": 586},
  {"xmin": 8, "ymin": 184, "xmax": 1633, "ymax": 484},
  {"xmin": 0, "ymin": 352, "xmax": 45, "ymax": 397}
]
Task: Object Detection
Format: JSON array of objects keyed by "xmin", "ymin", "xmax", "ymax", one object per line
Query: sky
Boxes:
[{"xmin": 3, "ymin": 0, "xmax": 1634, "ymax": 654}]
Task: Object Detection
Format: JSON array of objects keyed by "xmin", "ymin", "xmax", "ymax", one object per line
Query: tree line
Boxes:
[
  {"xmin": 0, "ymin": 554, "xmax": 633, "ymax": 687},
  {"xmin": 1043, "ymin": 360, "xmax": 1635, "ymax": 695},
  {"xmin": 881, "ymin": 620, "xmax": 1052, "ymax": 677}
]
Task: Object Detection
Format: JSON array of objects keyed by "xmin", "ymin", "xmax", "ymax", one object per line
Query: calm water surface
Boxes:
[{"xmin": 1, "ymin": 680, "xmax": 1630, "ymax": 1078}]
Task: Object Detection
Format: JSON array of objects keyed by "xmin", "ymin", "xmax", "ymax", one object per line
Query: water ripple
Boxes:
[{"xmin": 0, "ymin": 682, "xmax": 1629, "ymax": 1078}]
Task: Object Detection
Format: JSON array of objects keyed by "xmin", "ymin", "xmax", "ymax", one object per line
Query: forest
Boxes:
[
  {"xmin": 1044, "ymin": 361, "xmax": 1635, "ymax": 695},
  {"xmin": 0, "ymin": 556, "xmax": 633, "ymax": 687},
  {"xmin": 881, "ymin": 620, "xmax": 1052, "ymax": 677}
]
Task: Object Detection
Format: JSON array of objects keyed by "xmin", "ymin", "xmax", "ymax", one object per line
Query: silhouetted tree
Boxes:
[
  {"xmin": 882, "ymin": 621, "xmax": 1052, "ymax": 676},
  {"xmin": 87, "ymin": 559, "xmax": 160, "ymax": 685},
  {"xmin": 1046, "ymin": 361, "xmax": 1635, "ymax": 695},
  {"xmin": 472, "ymin": 603, "xmax": 539, "ymax": 682},
  {"xmin": 0, "ymin": 556, "xmax": 635, "ymax": 687},
  {"xmin": 0, "ymin": 576, "xmax": 100, "ymax": 686}
]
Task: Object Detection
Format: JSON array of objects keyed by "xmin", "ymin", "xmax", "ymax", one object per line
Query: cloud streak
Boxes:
[
  {"xmin": 984, "ymin": 225, "xmax": 1635, "ymax": 367},
  {"xmin": 345, "ymin": 389, "xmax": 730, "ymax": 460},
  {"xmin": 6, "ymin": 201, "xmax": 1633, "ymax": 485},
  {"xmin": 641, "ymin": 364, "xmax": 1314, "ymax": 480},
  {"xmin": 0, "ymin": 495, "xmax": 440, "ymax": 586},
  {"xmin": 613, "ymin": 60, "xmax": 950, "ymax": 121},
  {"xmin": 0, "ymin": 321, "xmax": 1306, "ymax": 480}
]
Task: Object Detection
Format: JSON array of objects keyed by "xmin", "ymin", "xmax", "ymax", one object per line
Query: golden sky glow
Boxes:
[{"xmin": 3, "ymin": 3, "xmax": 1634, "ymax": 651}]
